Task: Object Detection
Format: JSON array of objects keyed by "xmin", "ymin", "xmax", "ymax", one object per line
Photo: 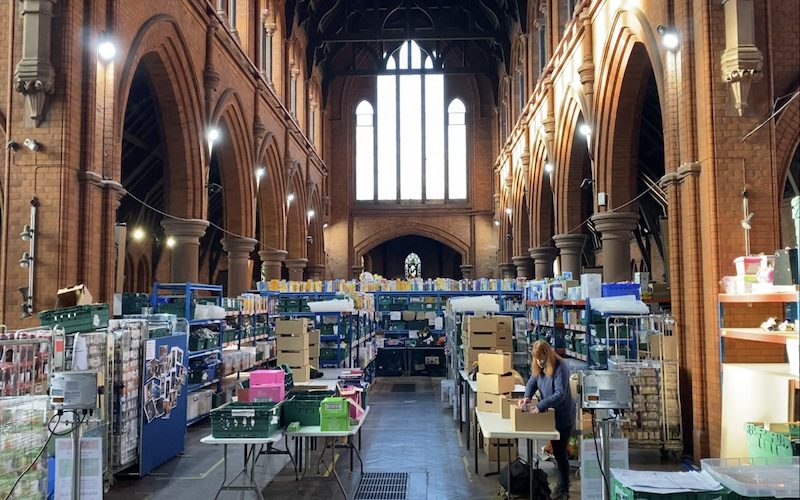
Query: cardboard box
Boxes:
[
  {"xmin": 478, "ymin": 351, "xmax": 512, "ymax": 375},
  {"xmin": 468, "ymin": 331, "xmax": 499, "ymax": 348},
  {"xmin": 580, "ymin": 274, "xmax": 602, "ymax": 299},
  {"xmin": 484, "ymin": 438, "xmax": 518, "ymax": 462},
  {"xmin": 277, "ymin": 334, "xmax": 309, "ymax": 351},
  {"xmin": 510, "ymin": 407, "xmax": 556, "ymax": 431},
  {"xmin": 477, "ymin": 392, "xmax": 508, "ymax": 413},
  {"xmin": 502, "ymin": 398, "xmax": 521, "ymax": 419},
  {"xmin": 309, "ymin": 343, "xmax": 321, "ymax": 357},
  {"xmin": 466, "ymin": 347, "xmax": 493, "ymax": 366},
  {"xmin": 308, "ymin": 356, "xmax": 318, "ymax": 368},
  {"xmin": 288, "ymin": 365, "xmax": 311, "ymax": 382},
  {"xmin": 55, "ymin": 284, "xmax": 94, "ymax": 308},
  {"xmin": 276, "ymin": 319, "xmax": 310, "ymax": 336},
  {"xmin": 401, "ymin": 311, "xmax": 416, "ymax": 321},
  {"xmin": 495, "ymin": 316, "xmax": 513, "ymax": 334},
  {"xmin": 309, "ymin": 329, "xmax": 321, "ymax": 344},
  {"xmin": 495, "ymin": 334, "xmax": 513, "ymax": 349},
  {"xmin": 467, "ymin": 317, "xmax": 497, "ymax": 334},
  {"xmin": 477, "ymin": 373, "xmax": 514, "ymax": 394},
  {"xmin": 648, "ymin": 334, "xmax": 678, "ymax": 360},
  {"xmin": 277, "ymin": 349, "xmax": 309, "ymax": 367}
]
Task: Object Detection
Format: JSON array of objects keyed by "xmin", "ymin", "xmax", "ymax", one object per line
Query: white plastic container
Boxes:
[
  {"xmin": 701, "ymin": 457, "xmax": 799, "ymax": 499},
  {"xmin": 734, "ymin": 256, "xmax": 762, "ymax": 275},
  {"xmin": 787, "ymin": 337, "xmax": 799, "ymax": 376}
]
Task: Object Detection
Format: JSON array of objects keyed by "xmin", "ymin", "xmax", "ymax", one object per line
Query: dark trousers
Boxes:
[{"xmin": 551, "ymin": 426, "xmax": 573, "ymax": 491}]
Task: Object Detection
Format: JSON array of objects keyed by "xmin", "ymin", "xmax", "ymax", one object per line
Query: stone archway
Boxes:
[
  {"xmin": 285, "ymin": 170, "xmax": 308, "ymax": 280},
  {"xmin": 256, "ymin": 135, "xmax": 288, "ymax": 280}
]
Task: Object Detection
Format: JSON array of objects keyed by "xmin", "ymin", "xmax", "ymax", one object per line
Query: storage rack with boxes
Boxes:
[{"xmin": 151, "ymin": 283, "xmax": 224, "ymax": 426}]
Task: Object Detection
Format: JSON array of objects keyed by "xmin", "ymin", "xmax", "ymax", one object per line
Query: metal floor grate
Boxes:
[
  {"xmin": 390, "ymin": 384, "xmax": 416, "ymax": 393},
  {"xmin": 354, "ymin": 472, "xmax": 409, "ymax": 500}
]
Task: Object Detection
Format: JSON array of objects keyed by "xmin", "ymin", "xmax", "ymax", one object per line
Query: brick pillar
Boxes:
[
  {"xmin": 591, "ymin": 212, "xmax": 640, "ymax": 282},
  {"xmin": 511, "ymin": 256, "xmax": 532, "ymax": 279},
  {"xmin": 498, "ymin": 262, "xmax": 516, "ymax": 279},
  {"xmin": 160, "ymin": 219, "xmax": 208, "ymax": 283},
  {"xmin": 459, "ymin": 264, "xmax": 474, "ymax": 280},
  {"xmin": 285, "ymin": 258, "xmax": 308, "ymax": 281},
  {"xmin": 351, "ymin": 265, "xmax": 364, "ymax": 279},
  {"xmin": 259, "ymin": 249, "xmax": 287, "ymax": 280},
  {"xmin": 553, "ymin": 234, "xmax": 586, "ymax": 278},
  {"xmin": 222, "ymin": 236, "xmax": 257, "ymax": 295},
  {"xmin": 529, "ymin": 246, "xmax": 559, "ymax": 279},
  {"xmin": 306, "ymin": 264, "xmax": 325, "ymax": 280}
]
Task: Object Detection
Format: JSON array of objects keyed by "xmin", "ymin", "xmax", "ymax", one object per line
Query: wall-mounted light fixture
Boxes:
[
  {"xmin": 544, "ymin": 163, "xmax": 554, "ymax": 174},
  {"xmin": 287, "ymin": 193, "xmax": 295, "ymax": 204},
  {"xmin": 97, "ymin": 35, "xmax": 117, "ymax": 62},
  {"xmin": 657, "ymin": 25, "xmax": 680, "ymax": 52},
  {"xmin": 19, "ymin": 197, "xmax": 38, "ymax": 318},
  {"xmin": 166, "ymin": 236, "xmax": 176, "ymax": 249}
]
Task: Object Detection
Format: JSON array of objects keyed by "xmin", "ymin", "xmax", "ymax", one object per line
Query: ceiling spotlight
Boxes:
[
  {"xmin": 132, "ymin": 228, "xmax": 145, "ymax": 241},
  {"xmin": 18, "ymin": 252, "xmax": 32, "ymax": 268},
  {"xmin": 97, "ymin": 38, "xmax": 117, "ymax": 62},
  {"xmin": 166, "ymin": 236, "xmax": 176, "ymax": 248},
  {"xmin": 579, "ymin": 124, "xmax": 592, "ymax": 137},
  {"xmin": 255, "ymin": 167, "xmax": 265, "ymax": 179},
  {"xmin": 20, "ymin": 225, "xmax": 34, "ymax": 241},
  {"xmin": 287, "ymin": 193, "xmax": 295, "ymax": 203},
  {"xmin": 544, "ymin": 163, "xmax": 554, "ymax": 174},
  {"xmin": 657, "ymin": 25, "xmax": 680, "ymax": 51},
  {"xmin": 206, "ymin": 127, "xmax": 221, "ymax": 143},
  {"xmin": 494, "ymin": 220, "xmax": 500, "ymax": 226},
  {"xmin": 322, "ymin": 222, "xmax": 329, "ymax": 229},
  {"xmin": 307, "ymin": 209, "xmax": 315, "ymax": 219},
  {"xmin": 505, "ymin": 207, "xmax": 512, "ymax": 216}
]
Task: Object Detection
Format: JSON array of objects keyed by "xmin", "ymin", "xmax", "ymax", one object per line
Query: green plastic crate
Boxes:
[
  {"xmin": 320, "ymin": 347, "xmax": 347, "ymax": 360},
  {"xmin": 612, "ymin": 478, "xmax": 735, "ymax": 499},
  {"xmin": 38, "ymin": 304, "xmax": 109, "ymax": 334},
  {"xmin": 281, "ymin": 390, "xmax": 335, "ymax": 426},
  {"xmin": 158, "ymin": 301, "xmax": 190, "ymax": 318},
  {"xmin": 211, "ymin": 402, "xmax": 282, "ymax": 438},
  {"xmin": 320, "ymin": 397, "xmax": 351, "ymax": 432},
  {"xmin": 121, "ymin": 293, "xmax": 150, "ymax": 315},
  {"xmin": 746, "ymin": 423, "xmax": 800, "ymax": 458}
]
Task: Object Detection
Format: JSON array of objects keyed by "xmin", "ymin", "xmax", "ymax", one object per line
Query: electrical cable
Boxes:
[
  {"xmin": 741, "ymin": 89, "xmax": 800, "ymax": 142},
  {"xmin": 590, "ymin": 410, "xmax": 611, "ymax": 499},
  {"xmin": 2, "ymin": 411, "xmax": 84, "ymax": 500}
]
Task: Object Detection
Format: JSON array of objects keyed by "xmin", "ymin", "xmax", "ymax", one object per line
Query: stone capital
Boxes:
[
  {"xmin": 677, "ymin": 161, "xmax": 702, "ymax": 180},
  {"xmin": 259, "ymin": 249, "xmax": 288, "ymax": 262},
  {"xmin": 459, "ymin": 264, "xmax": 474, "ymax": 280},
  {"xmin": 161, "ymin": 218, "xmax": 209, "ymax": 241},
  {"xmin": 659, "ymin": 172, "xmax": 680, "ymax": 188},
  {"xmin": 78, "ymin": 170, "xmax": 103, "ymax": 187},
  {"xmin": 590, "ymin": 212, "xmax": 639, "ymax": 237},
  {"xmin": 306, "ymin": 264, "xmax": 326, "ymax": 280},
  {"xmin": 552, "ymin": 233, "xmax": 586, "ymax": 252},
  {"xmin": 285, "ymin": 258, "xmax": 308, "ymax": 270},
  {"xmin": 351, "ymin": 265, "xmax": 364, "ymax": 279},
  {"xmin": 498, "ymin": 262, "xmax": 516, "ymax": 279},
  {"xmin": 529, "ymin": 246, "xmax": 559, "ymax": 261},
  {"xmin": 221, "ymin": 236, "xmax": 257, "ymax": 256}
]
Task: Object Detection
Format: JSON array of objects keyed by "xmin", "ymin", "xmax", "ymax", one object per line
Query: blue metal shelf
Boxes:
[
  {"xmin": 188, "ymin": 319, "xmax": 224, "ymax": 326},
  {"xmin": 187, "ymin": 379, "xmax": 219, "ymax": 392},
  {"xmin": 187, "ymin": 347, "xmax": 221, "ymax": 358},
  {"xmin": 186, "ymin": 413, "xmax": 211, "ymax": 426},
  {"xmin": 320, "ymin": 334, "xmax": 340, "ymax": 342}
]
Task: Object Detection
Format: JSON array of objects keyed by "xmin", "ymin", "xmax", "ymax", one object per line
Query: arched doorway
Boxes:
[{"xmin": 364, "ymin": 235, "xmax": 463, "ymax": 279}]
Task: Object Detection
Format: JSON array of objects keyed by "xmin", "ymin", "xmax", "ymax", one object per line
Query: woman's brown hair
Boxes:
[{"xmin": 531, "ymin": 340, "xmax": 562, "ymax": 377}]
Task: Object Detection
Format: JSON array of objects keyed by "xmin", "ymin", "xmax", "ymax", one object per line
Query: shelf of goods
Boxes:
[
  {"xmin": 151, "ymin": 283, "xmax": 224, "ymax": 426},
  {"xmin": 717, "ymin": 289, "xmax": 799, "ymax": 459}
]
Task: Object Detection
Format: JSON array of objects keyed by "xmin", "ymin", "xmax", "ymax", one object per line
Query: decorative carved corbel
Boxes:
[
  {"xmin": 14, "ymin": 0, "xmax": 57, "ymax": 127},
  {"xmin": 721, "ymin": 0, "xmax": 763, "ymax": 116}
]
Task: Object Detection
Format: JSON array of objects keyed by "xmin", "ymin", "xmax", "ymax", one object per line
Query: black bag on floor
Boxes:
[{"xmin": 499, "ymin": 459, "xmax": 551, "ymax": 499}]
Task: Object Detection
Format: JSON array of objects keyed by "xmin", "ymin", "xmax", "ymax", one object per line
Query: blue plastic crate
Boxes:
[{"xmin": 602, "ymin": 283, "xmax": 641, "ymax": 299}]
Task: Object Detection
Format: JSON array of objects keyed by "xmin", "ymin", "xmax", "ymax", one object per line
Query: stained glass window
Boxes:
[{"xmin": 405, "ymin": 253, "xmax": 422, "ymax": 279}]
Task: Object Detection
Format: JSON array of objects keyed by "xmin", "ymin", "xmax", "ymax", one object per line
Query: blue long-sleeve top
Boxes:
[{"xmin": 524, "ymin": 359, "xmax": 576, "ymax": 430}]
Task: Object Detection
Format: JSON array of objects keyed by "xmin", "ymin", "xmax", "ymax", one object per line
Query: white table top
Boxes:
[
  {"xmin": 200, "ymin": 430, "xmax": 285, "ymax": 445},
  {"xmin": 285, "ymin": 406, "xmax": 370, "ymax": 437},
  {"xmin": 475, "ymin": 410, "xmax": 560, "ymax": 440},
  {"xmin": 294, "ymin": 368, "xmax": 365, "ymax": 392},
  {"xmin": 464, "ymin": 378, "xmax": 526, "ymax": 394}
]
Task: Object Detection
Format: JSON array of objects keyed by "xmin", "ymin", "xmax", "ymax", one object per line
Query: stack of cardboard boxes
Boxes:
[
  {"xmin": 308, "ymin": 329, "xmax": 321, "ymax": 369},
  {"xmin": 276, "ymin": 319, "xmax": 312, "ymax": 382},
  {"xmin": 462, "ymin": 316, "xmax": 514, "ymax": 366},
  {"xmin": 476, "ymin": 351, "xmax": 518, "ymax": 461}
]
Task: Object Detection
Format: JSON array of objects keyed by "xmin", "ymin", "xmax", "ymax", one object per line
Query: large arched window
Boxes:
[{"xmin": 356, "ymin": 41, "xmax": 468, "ymax": 202}]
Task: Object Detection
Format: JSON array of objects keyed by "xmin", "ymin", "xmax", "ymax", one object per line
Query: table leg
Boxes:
[
  {"xmin": 358, "ymin": 428, "xmax": 362, "ymax": 451},
  {"xmin": 457, "ymin": 377, "xmax": 462, "ymax": 433},
  {"xmin": 473, "ymin": 415, "xmax": 479, "ymax": 474},
  {"xmin": 528, "ymin": 439, "xmax": 534, "ymax": 500},
  {"xmin": 466, "ymin": 387, "xmax": 471, "ymax": 451},
  {"xmin": 351, "ymin": 439, "xmax": 365, "ymax": 476},
  {"xmin": 506, "ymin": 439, "xmax": 512, "ymax": 500},
  {"xmin": 350, "ymin": 435, "xmax": 354, "ymax": 472},
  {"xmin": 214, "ymin": 444, "xmax": 228, "ymax": 500},
  {"xmin": 250, "ymin": 444, "xmax": 265, "ymax": 500}
]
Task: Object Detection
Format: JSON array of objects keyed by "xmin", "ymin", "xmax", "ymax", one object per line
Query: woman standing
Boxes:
[{"xmin": 517, "ymin": 340, "xmax": 576, "ymax": 499}]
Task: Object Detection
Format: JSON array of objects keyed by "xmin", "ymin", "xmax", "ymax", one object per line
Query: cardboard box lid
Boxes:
[{"xmin": 55, "ymin": 284, "xmax": 94, "ymax": 308}]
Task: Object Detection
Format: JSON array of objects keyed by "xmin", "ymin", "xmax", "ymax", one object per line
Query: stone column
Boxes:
[
  {"xmin": 553, "ymin": 234, "xmax": 586, "ymax": 278},
  {"xmin": 285, "ymin": 258, "xmax": 308, "ymax": 282},
  {"xmin": 161, "ymin": 219, "xmax": 209, "ymax": 283},
  {"xmin": 459, "ymin": 264, "xmax": 474, "ymax": 280},
  {"xmin": 511, "ymin": 256, "xmax": 532, "ymax": 279},
  {"xmin": 222, "ymin": 236, "xmax": 257, "ymax": 295},
  {"xmin": 306, "ymin": 264, "xmax": 326, "ymax": 281},
  {"xmin": 591, "ymin": 212, "xmax": 640, "ymax": 282},
  {"xmin": 259, "ymin": 249, "xmax": 287, "ymax": 281},
  {"xmin": 498, "ymin": 263, "xmax": 516, "ymax": 279},
  {"xmin": 528, "ymin": 246, "xmax": 559, "ymax": 279}
]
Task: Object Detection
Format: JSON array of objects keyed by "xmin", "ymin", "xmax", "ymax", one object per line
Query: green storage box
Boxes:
[
  {"xmin": 38, "ymin": 304, "xmax": 109, "ymax": 334},
  {"xmin": 612, "ymin": 477, "xmax": 735, "ymax": 499},
  {"xmin": 211, "ymin": 402, "xmax": 282, "ymax": 438},
  {"xmin": 320, "ymin": 397, "xmax": 351, "ymax": 432},
  {"xmin": 590, "ymin": 345, "xmax": 608, "ymax": 365},
  {"xmin": 746, "ymin": 423, "xmax": 800, "ymax": 458},
  {"xmin": 282, "ymin": 390, "xmax": 336, "ymax": 426},
  {"xmin": 121, "ymin": 293, "xmax": 150, "ymax": 315},
  {"xmin": 320, "ymin": 347, "xmax": 347, "ymax": 361}
]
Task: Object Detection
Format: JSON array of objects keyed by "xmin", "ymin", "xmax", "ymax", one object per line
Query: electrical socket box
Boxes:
[
  {"xmin": 597, "ymin": 192, "xmax": 608, "ymax": 207},
  {"xmin": 50, "ymin": 371, "xmax": 97, "ymax": 411}
]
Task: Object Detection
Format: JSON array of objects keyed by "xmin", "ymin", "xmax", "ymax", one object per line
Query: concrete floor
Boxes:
[{"xmin": 107, "ymin": 377, "xmax": 681, "ymax": 499}]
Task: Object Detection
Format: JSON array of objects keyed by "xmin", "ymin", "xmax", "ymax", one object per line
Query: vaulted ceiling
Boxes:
[{"xmin": 286, "ymin": 0, "xmax": 528, "ymax": 100}]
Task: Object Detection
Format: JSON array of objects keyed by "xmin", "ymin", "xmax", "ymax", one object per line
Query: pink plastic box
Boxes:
[{"xmin": 250, "ymin": 369, "xmax": 284, "ymax": 386}]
